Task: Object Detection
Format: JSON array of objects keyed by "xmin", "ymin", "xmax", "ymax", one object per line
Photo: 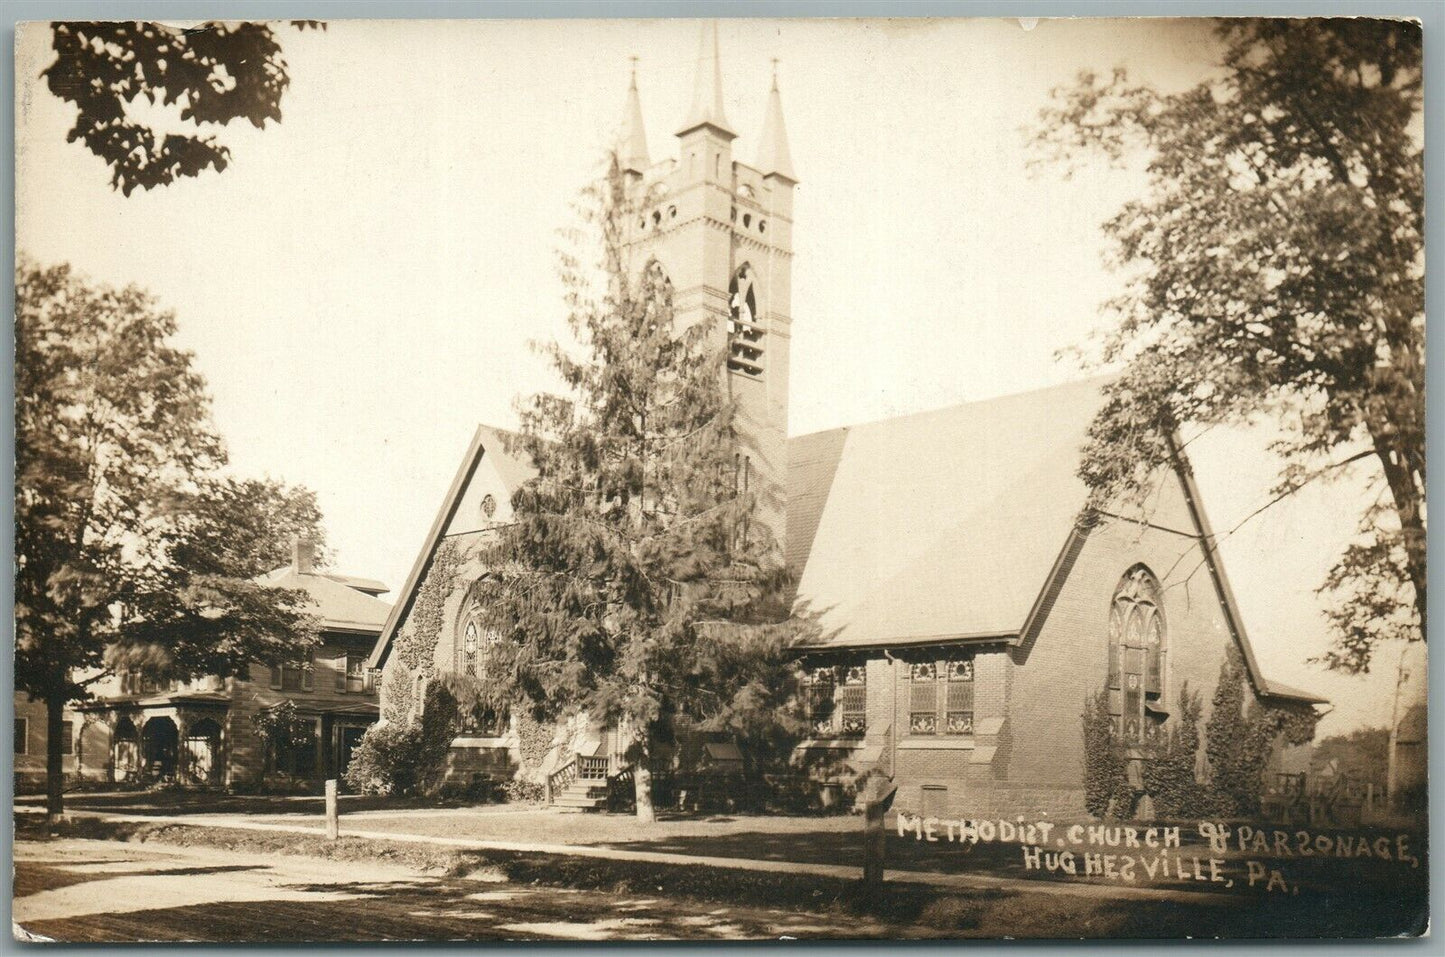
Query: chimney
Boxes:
[{"xmin": 293, "ymin": 539, "xmax": 316, "ymax": 575}]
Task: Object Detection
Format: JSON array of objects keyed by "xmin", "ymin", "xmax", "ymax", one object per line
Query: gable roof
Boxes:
[
  {"xmin": 257, "ymin": 565, "xmax": 392, "ymax": 635},
  {"xmin": 789, "ymin": 377, "xmax": 1110, "ymax": 649},
  {"xmin": 786, "ymin": 377, "xmax": 1324, "ymax": 706},
  {"xmin": 367, "ymin": 424, "xmax": 537, "ymax": 669}
]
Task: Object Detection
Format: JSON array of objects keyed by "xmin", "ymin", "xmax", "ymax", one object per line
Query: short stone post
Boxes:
[
  {"xmin": 861, "ymin": 775, "xmax": 897, "ymax": 889},
  {"xmin": 325, "ymin": 778, "xmax": 339, "ymax": 840}
]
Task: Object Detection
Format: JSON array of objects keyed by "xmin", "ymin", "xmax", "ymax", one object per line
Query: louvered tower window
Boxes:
[{"xmin": 727, "ymin": 265, "xmax": 764, "ymax": 376}]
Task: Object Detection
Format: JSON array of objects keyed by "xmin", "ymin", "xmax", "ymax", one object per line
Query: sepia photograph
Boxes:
[{"xmin": 10, "ymin": 11, "xmax": 1430, "ymax": 942}]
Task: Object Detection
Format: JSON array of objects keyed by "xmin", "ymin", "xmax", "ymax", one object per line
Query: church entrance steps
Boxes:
[{"xmin": 552, "ymin": 782, "xmax": 608, "ymax": 811}]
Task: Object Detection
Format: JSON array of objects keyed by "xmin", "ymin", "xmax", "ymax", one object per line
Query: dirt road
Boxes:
[{"xmin": 13, "ymin": 837, "xmax": 929, "ymax": 942}]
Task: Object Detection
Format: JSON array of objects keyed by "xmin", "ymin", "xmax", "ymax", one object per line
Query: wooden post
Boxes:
[
  {"xmin": 861, "ymin": 776, "xmax": 897, "ymax": 890},
  {"xmin": 325, "ymin": 778, "xmax": 339, "ymax": 840}
]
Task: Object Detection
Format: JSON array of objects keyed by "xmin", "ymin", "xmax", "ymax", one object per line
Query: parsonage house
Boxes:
[
  {"xmin": 367, "ymin": 26, "xmax": 1326, "ymax": 818},
  {"xmin": 74, "ymin": 543, "xmax": 392, "ymax": 790},
  {"xmin": 14, "ymin": 693, "xmax": 79, "ymax": 792}
]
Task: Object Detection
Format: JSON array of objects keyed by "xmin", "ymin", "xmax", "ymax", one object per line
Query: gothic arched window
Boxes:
[
  {"xmin": 460, "ymin": 620, "xmax": 480, "ymax": 676},
  {"xmin": 727, "ymin": 265, "xmax": 764, "ymax": 377},
  {"xmin": 1107, "ymin": 565, "xmax": 1166, "ymax": 743},
  {"xmin": 456, "ymin": 616, "xmax": 501, "ymax": 678}
]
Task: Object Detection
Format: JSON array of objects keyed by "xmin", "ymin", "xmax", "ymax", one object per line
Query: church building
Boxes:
[{"xmin": 368, "ymin": 25, "xmax": 1324, "ymax": 818}]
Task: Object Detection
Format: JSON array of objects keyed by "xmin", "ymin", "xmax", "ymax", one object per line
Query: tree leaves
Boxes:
[
  {"xmin": 1034, "ymin": 20, "xmax": 1424, "ymax": 671},
  {"xmin": 42, "ymin": 20, "xmax": 321, "ymax": 195},
  {"xmin": 15, "ymin": 259, "xmax": 325, "ymax": 706}
]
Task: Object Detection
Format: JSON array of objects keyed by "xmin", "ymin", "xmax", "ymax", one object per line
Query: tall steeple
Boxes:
[
  {"xmin": 677, "ymin": 20, "xmax": 735, "ymax": 139},
  {"xmin": 624, "ymin": 25, "xmax": 793, "ymax": 551},
  {"xmin": 619, "ymin": 57, "xmax": 650, "ymax": 176},
  {"xmin": 755, "ymin": 61, "xmax": 798, "ymax": 184}
]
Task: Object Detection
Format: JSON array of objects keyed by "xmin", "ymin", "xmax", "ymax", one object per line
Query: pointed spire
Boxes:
[
  {"xmin": 619, "ymin": 57, "xmax": 650, "ymax": 175},
  {"xmin": 677, "ymin": 20, "xmax": 735, "ymax": 139},
  {"xmin": 755, "ymin": 60, "xmax": 797, "ymax": 183}
]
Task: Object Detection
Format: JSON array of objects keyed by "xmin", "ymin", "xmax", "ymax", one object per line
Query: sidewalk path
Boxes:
[
  {"xmin": 19, "ymin": 806, "xmax": 1231, "ymax": 907},
  {"xmin": 16, "ymin": 837, "xmax": 911, "ymax": 941}
]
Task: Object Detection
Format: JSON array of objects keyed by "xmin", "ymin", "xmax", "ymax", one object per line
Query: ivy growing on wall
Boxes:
[
  {"xmin": 1082, "ymin": 689, "xmax": 1129, "ymax": 818},
  {"xmin": 381, "ymin": 665, "xmax": 414, "ymax": 726},
  {"xmin": 1139, "ymin": 683, "xmax": 1222, "ymax": 819},
  {"xmin": 1204, "ymin": 645, "xmax": 1320, "ymax": 816},
  {"xmin": 396, "ymin": 538, "xmax": 462, "ymax": 675},
  {"xmin": 1084, "ymin": 646, "xmax": 1322, "ymax": 821},
  {"xmin": 379, "ymin": 538, "xmax": 464, "ymax": 728}
]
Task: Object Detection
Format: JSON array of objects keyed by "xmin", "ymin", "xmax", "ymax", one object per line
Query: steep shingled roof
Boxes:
[
  {"xmin": 370, "ymin": 385, "xmax": 1322, "ymax": 705},
  {"xmin": 257, "ymin": 565, "xmax": 392, "ymax": 635},
  {"xmin": 788, "ymin": 377, "xmax": 1109, "ymax": 648},
  {"xmin": 785, "ymin": 377, "xmax": 1324, "ymax": 705}
]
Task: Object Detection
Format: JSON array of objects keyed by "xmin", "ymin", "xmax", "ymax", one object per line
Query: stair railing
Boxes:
[{"xmin": 547, "ymin": 754, "xmax": 579, "ymax": 802}]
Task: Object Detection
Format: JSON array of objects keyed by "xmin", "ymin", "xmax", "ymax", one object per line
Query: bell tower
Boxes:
[{"xmin": 617, "ymin": 23, "xmax": 796, "ymax": 552}]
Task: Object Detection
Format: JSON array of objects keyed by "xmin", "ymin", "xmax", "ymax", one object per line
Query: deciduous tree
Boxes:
[
  {"xmin": 42, "ymin": 19, "xmax": 322, "ymax": 195},
  {"xmin": 1034, "ymin": 20, "xmax": 1423, "ymax": 673},
  {"xmin": 15, "ymin": 260, "xmax": 324, "ymax": 822}
]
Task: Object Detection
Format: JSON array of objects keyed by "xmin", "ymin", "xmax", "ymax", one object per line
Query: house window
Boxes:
[
  {"xmin": 14, "ymin": 718, "xmax": 27, "ymax": 755},
  {"xmin": 945, "ymin": 659, "xmax": 975, "ymax": 735},
  {"xmin": 909, "ymin": 656, "xmax": 976, "ymax": 735},
  {"xmin": 274, "ymin": 656, "xmax": 314, "ymax": 693},
  {"xmin": 345, "ymin": 654, "xmax": 368, "ymax": 693},
  {"xmin": 460, "ymin": 620, "xmax": 480, "ymax": 676},
  {"xmin": 136, "ymin": 674, "xmax": 178, "ymax": 694},
  {"xmin": 1108, "ymin": 565, "xmax": 1166, "ymax": 743},
  {"xmin": 839, "ymin": 666, "xmax": 867, "ymax": 736},
  {"xmin": 60, "ymin": 720, "xmax": 74, "ymax": 755},
  {"xmin": 806, "ymin": 666, "xmax": 836, "ymax": 734},
  {"xmin": 805, "ymin": 665, "xmax": 867, "ymax": 737}
]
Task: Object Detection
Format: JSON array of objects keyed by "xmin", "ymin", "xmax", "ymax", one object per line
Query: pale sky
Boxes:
[{"xmin": 14, "ymin": 17, "xmax": 1415, "ymax": 734}]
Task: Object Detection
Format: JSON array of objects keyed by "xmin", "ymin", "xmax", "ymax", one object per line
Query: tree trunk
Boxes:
[
  {"xmin": 1372, "ymin": 433, "xmax": 1427, "ymax": 630},
  {"xmin": 45, "ymin": 693, "xmax": 66, "ymax": 829},
  {"xmin": 632, "ymin": 734, "xmax": 656, "ymax": 824}
]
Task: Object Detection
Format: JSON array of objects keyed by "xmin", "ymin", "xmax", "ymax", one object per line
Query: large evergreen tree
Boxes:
[
  {"xmin": 1033, "ymin": 20, "xmax": 1423, "ymax": 673},
  {"xmin": 467, "ymin": 157, "xmax": 802, "ymax": 822},
  {"xmin": 15, "ymin": 260, "xmax": 324, "ymax": 822}
]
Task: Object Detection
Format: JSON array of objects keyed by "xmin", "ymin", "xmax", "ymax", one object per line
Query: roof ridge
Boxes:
[{"xmin": 789, "ymin": 374, "xmax": 1116, "ymax": 442}]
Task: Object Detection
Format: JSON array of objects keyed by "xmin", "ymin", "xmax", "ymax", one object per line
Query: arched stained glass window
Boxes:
[
  {"xmin": 1106, "ymin": 566, "xmax": 1166, "ymax": 743},
  {"xmin": 461, "ymin": 620, "xmax": 480, "ymax": 676},
  {"xmin": 457, "ymin": 616, "xmax": 501, "ymax": 678}
]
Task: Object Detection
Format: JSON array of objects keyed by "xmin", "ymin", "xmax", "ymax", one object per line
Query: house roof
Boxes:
[
  {"xmin": 258, "ymin": 565, "xmax": 393, "ymax": 635},
  {"xmin": 1397, "ymin": 702, "xmax": 1427, "ymax": 742},
  {"xmin": 368, "ymin": 424, "xmax": 537, "ymax": 669}
]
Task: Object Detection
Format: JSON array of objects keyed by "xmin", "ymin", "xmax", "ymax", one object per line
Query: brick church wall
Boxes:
[{"xmin": 999, "ymin": 471, "xmax": 1250, "ymax": 814}]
